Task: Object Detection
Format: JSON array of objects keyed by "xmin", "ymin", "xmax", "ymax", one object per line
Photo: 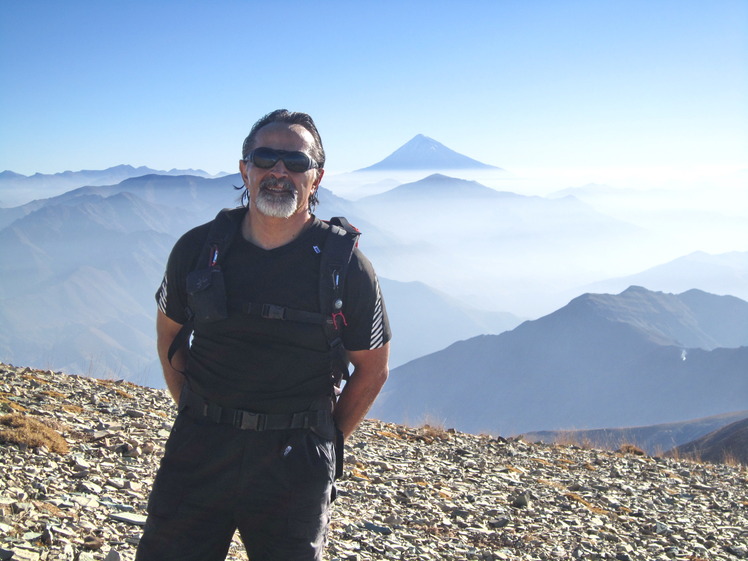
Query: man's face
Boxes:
[{"xmin": 239, "ymin": 122, "xmax": 324, "ymax": 219}]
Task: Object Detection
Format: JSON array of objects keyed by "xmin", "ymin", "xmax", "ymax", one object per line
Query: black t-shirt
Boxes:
[{"xmin": 156, "ymin": 211, "xmax": 390, "ymax": 413}]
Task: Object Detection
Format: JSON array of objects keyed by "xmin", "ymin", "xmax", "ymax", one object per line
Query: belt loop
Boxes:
[
  {"xmin": 178, "ymin": 384, "xmax": 190, "ymax": 412},
  {"xmin": 208, "ymin": 403, "xmax": 222, "ymax": 423},
  {"xmin": 291, "ymin": 411, "xmax": 311, "ymax": 429}
]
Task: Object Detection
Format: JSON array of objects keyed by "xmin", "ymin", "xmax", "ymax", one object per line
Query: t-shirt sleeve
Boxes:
[
  {"xmin": 155, "ymin": 226, "xmax": 206, "ymax": 325},
  {"xmin": 341, "ymin": 248, "xmax": 391, "ymax": 351}
]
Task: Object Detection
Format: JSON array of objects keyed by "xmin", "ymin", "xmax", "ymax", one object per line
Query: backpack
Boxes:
[{"xmin": 168, "ymin": 207, "xmax": 361, "ymax": 393}]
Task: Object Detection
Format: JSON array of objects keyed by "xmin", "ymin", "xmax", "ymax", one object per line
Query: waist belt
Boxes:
[{"xmin": 179, "ymin": 385, "xmax": 333, "ymax": 432}]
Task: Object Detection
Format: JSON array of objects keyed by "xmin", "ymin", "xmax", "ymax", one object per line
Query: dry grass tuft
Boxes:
[
  {"xmin": 617, "ymin": 443, "xmax": 646, "ymax": 456},
  {"xmin": 34, "ymin": 501, "xmax": 68, "ymax": 518},
  {"xmin": 564, "ymin": 492, "xmax": 614, "ymax": 518},
  {"xmin": 114, "ymin": 388, "xmax": 135, "ymax": 399},
  {"xmin": 0, "ymin": 394, "xmax": 28, "ymax": 413},
  {"xmin": 0, "ymin": 413, "xmax": 69, "ymax": 454},
  {"xmin": 376, "ymin": 430, "xmax": 402, "ymax": 440},
  {"xmin": 416, "ymin": 424, "xmax": 452, "ymax": 443},
  {"xmin": 40, "ymin": 390, "xmax": 68, "ymax": 400},
  {"xmin": 62, "ymin": 404, "xmax": 84, "ymax": 414},
  {"xmin": 21, "ymin": 373, "xmax": 48, "ymax": 385},
  {"xmin": 538, "ymin": 478, "xmax": 565, "ymax": 490}
]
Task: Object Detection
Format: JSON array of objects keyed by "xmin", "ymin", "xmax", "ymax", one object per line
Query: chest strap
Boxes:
[{"xmin": 230, "ymin": 301, "xmax": 325, "ymax": 325}]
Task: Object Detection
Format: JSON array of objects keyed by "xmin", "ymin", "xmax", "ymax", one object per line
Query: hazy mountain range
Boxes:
[
  {"xmin": 371, "ymin": 286, "xmax": 748, "ymax": 435},
  {"xmin": 523, "ymin": 409, "xmax": 748, "ymax": 455},
  {"xmin": 0, "ymin": 136, "xmax": 746, "ymax": 442},
  {"xmin": 380, "ymin": 278, "xmax": 521, "ymax": 367},
  {"xmin": 670, "ymin": 416, "xmax": 748, "ymax": 465},
  {"xmin": 0, "ymin": 165, "xmax": 225, "ymax": 207},
  {"xmin": 577, "ymin": 250, "xmax": 748, "ymax": 302}
]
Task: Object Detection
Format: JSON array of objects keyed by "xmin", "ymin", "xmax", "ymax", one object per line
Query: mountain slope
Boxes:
[
  {"xmin": 0, "ymin": 187, "xmax": 203, "ymax": 383},
  {"xmin": 0, "ymin": 200, "xmax": 175, "ymax": 382},
  {"xmin": 522, "ymin": 409, "xmax": 748, "ymax": 455},
  {"xmin": 360, "ymin": 173, "xmax": 517, "ymax": 203},
  {"xmin": 0, "ymin": 173, "xmax": 244, "ymax": 231},
  {"xmin": 579, "ymin": 250, "xmax": 748, "ymax": 302},
  {"xmin": 0, "ymin": 165, "xmax": 223, "ymax": 207},
  {"xmin": 371, "ymin": 287, "xmax": 748, "ymax": 435},
  {"xmin": 670, "ymin": 417, "xmax": 748, "ymax": 465},
  {"xmin": 357, "ymin": 135, "xmax": 501, "ymax": 171},
  {"xmin": 380, "ymin": 278, "xmax": 522, "ymax": 367}
]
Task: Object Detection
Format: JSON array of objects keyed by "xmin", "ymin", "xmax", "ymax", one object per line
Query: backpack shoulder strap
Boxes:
[
  {"xmin": 167, "ymin": 207, "xmax": 245, "ymax": 368},
  {"xmin": 319, "ymin": 217, "xmax": 361, "ymax": 389},
  {"xmin": 201, "ymin": 207, "xmax": 246, "ymax": 268}
]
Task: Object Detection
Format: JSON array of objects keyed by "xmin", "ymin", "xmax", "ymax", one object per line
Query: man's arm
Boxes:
[
  {"xmin": 156, "ymin": 310, "xmax": 188, "ymax": 404},
  {"xmin": 333, "ymin": 343, "xmax": 389, "ymax": 440}
]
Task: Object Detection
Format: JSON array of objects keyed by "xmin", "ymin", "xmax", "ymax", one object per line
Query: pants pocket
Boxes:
[
  {"xmin": 334, "ymin": 426, "xmax": 344, "ymax": 480},
  {"xmin": 146, "ymin": 476, "xmax": 183, "ymax": 518},
  {"xmin": 281, "ymin": 431, "xmax": 335, "ymax": 510}
]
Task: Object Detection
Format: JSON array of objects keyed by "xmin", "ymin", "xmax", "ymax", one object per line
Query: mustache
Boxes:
[{"xmin": 260, "ymin": 177, "xmax": 296, "ymax": 193}]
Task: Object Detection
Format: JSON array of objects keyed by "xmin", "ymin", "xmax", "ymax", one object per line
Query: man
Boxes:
[{"xmin": 136, "ymin": 109, "xmax": 391, "ymax": 561}]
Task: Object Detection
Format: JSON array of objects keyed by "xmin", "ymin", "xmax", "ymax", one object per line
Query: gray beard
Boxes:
[{"xmin": 254, "ymin": 178, "xmax": 299, "ymax": 218}]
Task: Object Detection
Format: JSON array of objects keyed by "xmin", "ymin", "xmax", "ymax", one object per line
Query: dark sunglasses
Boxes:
[{"xmin": 246, "ymin": 147, "xmax": 320, "ymax": 173}]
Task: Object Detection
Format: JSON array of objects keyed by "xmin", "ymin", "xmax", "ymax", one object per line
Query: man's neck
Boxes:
[{"xmin": 241, "ymin": 206, "xmax": 314, "ymax": 250}]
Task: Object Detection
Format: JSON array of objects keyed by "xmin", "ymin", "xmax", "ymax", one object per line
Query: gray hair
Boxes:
[
  {"xmin": 238, "ymin": 109, "xmax": 324, "ymax": 212},
  {"xmin": 242, "ymin": 109, "xmax": 325, "ymax": 168}
]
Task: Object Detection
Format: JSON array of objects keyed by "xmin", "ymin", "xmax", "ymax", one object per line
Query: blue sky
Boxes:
[{"xmin": 1, "ymin": 0, "xmax": 746, "ymax": 179}]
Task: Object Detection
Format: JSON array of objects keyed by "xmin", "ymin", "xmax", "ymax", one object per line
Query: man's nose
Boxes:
[{"xmin": 269, "ymin": 159, "xmax": 289, "ymax": 175}]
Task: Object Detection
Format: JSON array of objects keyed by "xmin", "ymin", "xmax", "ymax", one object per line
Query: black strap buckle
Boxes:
[
  {"xmin": 262, "ymin": 304, "xmax": 286, "ymax": 320},
  {"xmin": 234, "ymin": 410, "xmax": 265, "ymax": 431}
]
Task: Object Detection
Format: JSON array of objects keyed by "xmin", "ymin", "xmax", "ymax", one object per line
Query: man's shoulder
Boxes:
[
  {"xmin": 174, "ymin": 220, "xmax": 213, "ymax": 251},
  {"xmin": 174, "ymin": 208, "xmax": 246, "ymax": 250},
  {"xmin": 349, "ymin": 246, "xmax": 375, "ymax": 274}
]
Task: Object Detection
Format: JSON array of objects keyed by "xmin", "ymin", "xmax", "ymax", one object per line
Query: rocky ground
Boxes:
[{"xmin": 1, "ymin": 363, "xmax": 747, "ymax": 561}]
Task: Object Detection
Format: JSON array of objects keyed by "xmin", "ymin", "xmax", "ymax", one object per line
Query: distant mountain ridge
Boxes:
[
  {"xmin": 670, "ymin": 417, "xmax": 748, "ymax": 465},
  {"xmin": 371, "ymin": 286, "xmax": 748, "ymax": 435},
  {"xmin": 2, "ymin": 164, "xmax": 223, "ymax": 183},
  {"xmin": 578, "ymin": 251, "xmax": 748, "ymax": 302},
  {"xmin": 0, "ymin": 165, "xmax": 226, "ymax": 208},
  {"xmin": 522, "ymin": 409, "xmax": 748, "ymax": 455},
  {"xmin": 357, "ymin": 134, "xmax": 501, "ymax": 171},
  {"xmin": 567, "ymin": 286, "xmax": 748, "ymax": 350},
  {"xmin": 380, "ymin": 278, "xmax": 522, "ymax": 367},
  {"xmin": 360, "ymin": 173, "xmax": 516, "ymax": 202}
]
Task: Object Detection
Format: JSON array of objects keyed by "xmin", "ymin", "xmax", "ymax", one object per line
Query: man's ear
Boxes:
[
  {"xmin": 314, "ymin": 168, "xmax": 325, "ymax": 188},
  {"xmin": 239, "ymin": 159, "xmax": 249, "ymax": 184}
]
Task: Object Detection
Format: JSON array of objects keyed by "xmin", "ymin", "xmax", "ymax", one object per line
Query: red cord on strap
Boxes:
[{"xmin": 331, "ymin": 311, "xmax": 348, "ymax": 329}]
